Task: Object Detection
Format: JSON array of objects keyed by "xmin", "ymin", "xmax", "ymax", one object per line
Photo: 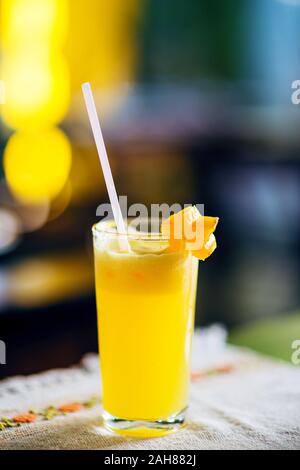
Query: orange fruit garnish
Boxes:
[{"xmin": 161, "ymin": 206, "xmax": 219, "ymax": 260}]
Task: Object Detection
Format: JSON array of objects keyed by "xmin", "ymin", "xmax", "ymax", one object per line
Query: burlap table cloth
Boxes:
[{"xmin": 0, "ymin": 327, "xmax": 299, "ymax": 450}]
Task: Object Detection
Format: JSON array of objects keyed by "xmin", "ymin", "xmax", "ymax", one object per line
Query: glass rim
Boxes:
[{"xmin": 92, "ymin": 218, "xmax": 169, "ymax": 241}]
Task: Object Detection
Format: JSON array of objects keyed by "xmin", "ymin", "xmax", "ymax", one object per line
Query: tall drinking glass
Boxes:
[{"xmin": 93, "ymin": 219, "xmax": 199, "ymax": 437}]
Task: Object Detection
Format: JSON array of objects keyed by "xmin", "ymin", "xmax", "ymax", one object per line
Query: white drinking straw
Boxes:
[{"xmin": 82, "ymin": 82, "xmax": 130, "ymax": 251}]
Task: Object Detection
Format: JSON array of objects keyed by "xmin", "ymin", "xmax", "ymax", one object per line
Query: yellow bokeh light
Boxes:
[
  {"xmin": 66, "ymin": 0, "xmax": 139, "ymax": 93},
  {"xmin": 2, "ymin": 52, "xmax": 70, "ymax": 129},
  {"xmin": 4, "ymin": 128, "xmax": 72, "ymax": 204},
  {"xmin": 2, "ymin": 0, "xmax": 69, "ymax": 49}
]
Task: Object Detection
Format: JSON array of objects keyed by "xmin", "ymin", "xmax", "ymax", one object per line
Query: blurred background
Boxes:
[{"xmin": 1, "ymin": 0, "xmax": 300, "ymax": 378}]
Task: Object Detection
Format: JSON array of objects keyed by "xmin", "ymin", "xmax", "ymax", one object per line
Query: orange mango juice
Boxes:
[{"xmin": 93, "ymin": 224, "xmax": 198, "ymax": 424}]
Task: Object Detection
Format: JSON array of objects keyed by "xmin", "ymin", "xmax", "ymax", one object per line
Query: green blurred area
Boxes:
[
  {"xmin": 229, "ymin": 312, "xmax": 300, "ymax": 362},
  {"xmin": 140, "ymin": 0, "xmax": 242, "ymax": 82}
]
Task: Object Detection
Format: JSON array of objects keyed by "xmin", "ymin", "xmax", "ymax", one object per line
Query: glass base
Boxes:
[{"xmin": 103, "ymin": 408, "xmax": 187, "ymax": 438}]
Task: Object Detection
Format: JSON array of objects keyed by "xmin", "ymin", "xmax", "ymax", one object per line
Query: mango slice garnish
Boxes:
[{"xmin": 161, "ymin": 206, "xmax": 219, "ymax": 260}]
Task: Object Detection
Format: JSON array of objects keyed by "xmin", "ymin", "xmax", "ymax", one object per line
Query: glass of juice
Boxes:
[{"xmin": 92, "ymin": 218, "xmax": 199, "ymax": 437}]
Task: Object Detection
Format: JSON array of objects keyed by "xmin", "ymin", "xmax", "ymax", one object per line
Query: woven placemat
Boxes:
[{"xmin": 0, "ymin": 327, "xmax": 299, "ymax": 450}]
